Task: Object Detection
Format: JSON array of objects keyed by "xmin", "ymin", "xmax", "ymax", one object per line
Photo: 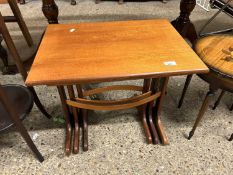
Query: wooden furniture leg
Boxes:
[
  {"xmin": 76, "ymin": 85, "xmax": 88, "ymax": 152},
  {"xmin": 82, "ymin": 109, "xmax": 88, "ymax": 151},
  {"xmin": 138, "ymin": 105, "xmax": 152, "ymax": 144},
  {"xmin": 19, "ymin": 0, "xmax": 25, "ymax": 4},
  {"xmin": 0, "ymin": 85, "xmax": 44, "ymax": 162},
  {"xmin": 178, "ymin": 74, "xmax": 193, "ymax": 108},
  {"xmin": 0, "ymin": 35, "xmax": 9, "ymax": 73},
  {"xmin": 153, "ymin": 77, "xmax": 169, "ymax": 145},
  {"xmin": 213, "ymin": 90, "xmax": 225, "ymax": 110},
  {"xmin": 147, "ymin": 101, "xmax": 159, "ymax": 144},
  {"xmin": 188, "ymin": 87, "xmax": 217, "ymax": 139},
  {"xmin": 147, "ymin": 78, "xmax": 160, "ymax": 144},
  {"xmin": 57, "ymin": 86, "xmax": 72, "ymax": 155},
  {"xmin": 119, "ymin": 0, "xmax": 124, "ymax": 4},
  {"xmin": 42, "ymin": 0, "xmax": 59, "ymax": 24},
  {"xmin": 171, "ymin": 0, "xmax": 198, "ymax": 44},
  {"xmin": 230, "ymin": 103, "xmax": 233, "ymax": 111},
  {"xmin": 0, "ymin": 12, "xmax": 51, "ymax": 119},
  {"xmin": 229, "ymin": 133, "xmax": 233, "ymax": 141},
  {"xmin": 71, "ymin": 0, "xmax": 76, "ymax": 5},
  {"xmin": 8, "ymin": 0, "xmax": 33, "ymax": 46},
  {"xmin": 141, "ymin": 79, "xmax": 153, "ymax": 144},
  {"xmin": 67, "ymin": 85, "xmax": 80, "ymax": 154}
]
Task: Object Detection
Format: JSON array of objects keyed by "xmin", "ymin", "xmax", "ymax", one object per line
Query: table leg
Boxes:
[
  {"xmin": 67, "ymin": 85, "xmax": 80, "ymax": 154},
  {"xmin": 75, "ymin": 85, "xmax": 89, "ymax": 152},
  {"xmin": 171, "ymin": 0, "xmax": 198, "ymax": 44},
  {"xmin": 153, "ymin": 77, "xmax": 169, "ymax": 145},
  {"xmin": 138, "ymin": 105, "xmax": 152, "ymax": 144},
  {"xmin": 42, "ymin": 0, "xmax": 59, "ymax": 24},
  {"xmin": 57, "ymin": 86, "xmax": 72, "ymax": 155},
  {"xmin": 141, "ymin": 79, "xmax": 153, "ymax": 144}
]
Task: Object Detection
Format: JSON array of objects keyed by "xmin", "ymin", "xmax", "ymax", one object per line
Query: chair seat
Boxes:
[
  {"xmin": 0, "ymin": 84, "xmax": 33, "ymax": 132},
  {"xmin": 194, "ymin": 35, "xmax": 233, "ymax": 78}
]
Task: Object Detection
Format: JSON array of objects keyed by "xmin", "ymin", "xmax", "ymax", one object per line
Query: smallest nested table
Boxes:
[{"xmin": 26, "ymin": 19, "xmax": 208, "ymax": 155}]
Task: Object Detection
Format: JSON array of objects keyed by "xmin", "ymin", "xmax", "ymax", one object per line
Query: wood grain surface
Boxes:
[
  {"xmin": 26, "ymin": 19, "xmax": 208, "ymax": 86},
  {"xmin": 195, "ymin": 35, "xmax": 233, "ymax": 77}
]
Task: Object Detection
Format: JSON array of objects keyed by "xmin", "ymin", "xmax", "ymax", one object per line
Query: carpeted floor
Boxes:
[{"xmin": 0, "ymin": 0, "xmax": 233, "ymax": 174}]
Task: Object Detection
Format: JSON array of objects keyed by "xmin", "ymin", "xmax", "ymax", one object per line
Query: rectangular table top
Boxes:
[{"xmin": 26, "ymin": 19, "xmax": 208, "ymax": 86}]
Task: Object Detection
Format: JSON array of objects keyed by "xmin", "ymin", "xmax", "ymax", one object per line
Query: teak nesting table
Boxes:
[{"xmin": 26, "ymin": 19, "xmax": 208, "ymax": 154}]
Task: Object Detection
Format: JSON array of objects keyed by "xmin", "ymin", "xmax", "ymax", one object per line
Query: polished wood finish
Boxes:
[
  {"xmin": 194, "ymin": 35, "xmax": 233, "ymax": 77},
  {"xmin": 26, "ymin": 20, "xmax": 208, "ymax": 153},
  {"xmin": 26, "ymin": 20, "xmax": 208, "ymax": 86},
  {"xmin": 178, "ymin": 35, "xmax": 233, "ymax": 139},
  {"xmin": 0, "ymin": 84, "xmax": 44, "ymax": 162},
  {"xmin": 171, "ymin": 0, "xmax": 198, "ymax": 44}
]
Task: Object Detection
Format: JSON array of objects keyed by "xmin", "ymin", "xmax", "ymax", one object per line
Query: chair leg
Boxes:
[
  {"xmin": 70, "ymin": 0, "xmax": 76, "ymax": 5},
  {"xmin": 82, "ymin": 109, "xmax": 88, "ymax": 151},
  {"xmin": 178, "ymin": 74, "xmax": 193, "ymax": 108},
  {"xmin": 8, "ymin": 0, "xmax": 33, "ymax": 46},
  {"xmin": 188, "ymin": 88, "xmax": 216, "ymax": 140},
  {"xmin": 0, "ymin": 13, "xmax": 51, "ymax": 119},
  {"xmin": 119, "ymin": 0, "xmax": 124, "ymax": 4},
  {"xmin": 27, "ymin": 87, "xmax": 52, "ymax": 119},
  {"xmin": 0, "ymin": 85, "xmax": 44, "ymax": 162},
  {"xmin": 19, "ymin": 0, "xmax": 25, "ymax": 4},
  {"xmin": 230, "ymin": 103, "xmax": 233, "ymax": 111},
  {"xmin": 229, "ymin": 133, "xmax": 233, "ymax": 141},
  {"xmin": 0, "ymin": 36, "xmax": 9, "ymax": 73},
  {"xmin": 212, "ymin": 90, "xmax": 225, "ymax": 110}
]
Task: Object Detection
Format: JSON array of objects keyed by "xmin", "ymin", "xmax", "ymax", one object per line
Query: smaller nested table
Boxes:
[{"xmin": 26, "ymin": 19, "xmax": 208, "ymax": 155}]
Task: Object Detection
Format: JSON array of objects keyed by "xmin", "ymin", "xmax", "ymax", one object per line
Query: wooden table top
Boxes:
[
  {"xmin": 26, "ymin": 19, "xmax": 208, "ymax": 86},
  {"xmin": 194, "ymin": 35, "xmax": 233, "ymax": 78}
]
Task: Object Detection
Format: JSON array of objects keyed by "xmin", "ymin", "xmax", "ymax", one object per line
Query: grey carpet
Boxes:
[{"xmin": 0, "ymin": 0, "xmax": 233, "ymax": 174}]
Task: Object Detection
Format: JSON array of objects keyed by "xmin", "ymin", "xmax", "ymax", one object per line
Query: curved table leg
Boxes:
[
  {"xmin": 42, "ymin": 0, "xmax": 59, "ymax": 24},
  {"xmin": 82, "ymin": 109, "xmax": 88, "ymax": 151},
  {"xmin": 171, "ymin": 0, "xmax": 198, "ymax": 44},
  {"xmin": 153, "ymin": 77, "xmax": 169, "ymax": 145},
  {"xmin": 138, "ymin": 105, "xmax": 152, "ymax": 144},
  {"xmin": 57, "ymin": 86, "xmax": 72, "ymax": 155},
  {"xmin": 147, "ymin": 102, "xmax": 159, "ymax": 144}
]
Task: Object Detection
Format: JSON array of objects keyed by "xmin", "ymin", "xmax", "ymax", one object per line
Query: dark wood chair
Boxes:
[
  {"xmin": 178, "ymin": 35, "xmax": 233, "ymax": 139},
  {"xmin": 178, "ymin": 0, "xmax": 233, "ymax": 110},
  {"xmin": 0, "ymin": 83, "xmax": 44, "ymax": 162},
  {"xmin": 0, "ymin": 12, "xmax": 51, "ymax": 119},
  {"xmin": 0, "ymin": 0, "xmax": 33, "ymax": 73}
]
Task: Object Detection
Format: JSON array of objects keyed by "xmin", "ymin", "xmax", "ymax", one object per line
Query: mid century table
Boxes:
[{"xmin": 26, "ymin": 19, "xmax": 208, "ymax": 155}]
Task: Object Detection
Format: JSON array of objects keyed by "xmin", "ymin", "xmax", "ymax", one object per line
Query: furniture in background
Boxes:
[
  {"xmin": 199, "ymin": 0, "xmax": 232, "ymax": 36},
  {"xmin": 178, "ymin": 35, "xmax": 233, "ymax": 139},
  {"xmin": 95, "ymin": 0, "xmax": 168, "ymax": 5},
  {"xmin": 178, "ymin": 0, "xmax": 233, "ymax": 110},
  {"xmin": 0, "ymin": 12, "xmax": 51, "ymax": 119},
  {"xmin": 25, "ymin": 19, "xmax": 208, "ymax": 154},
  {"xmin": 0, "ymin": 0, "xmax": 33, "ymax": 74},
  {"xmin": 40, "ymin": 0, "xmax": 198, "ymax": 45},
  {"xmin": 0, "ymin": 83, "xmax": 44, "ymax": 162}
]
